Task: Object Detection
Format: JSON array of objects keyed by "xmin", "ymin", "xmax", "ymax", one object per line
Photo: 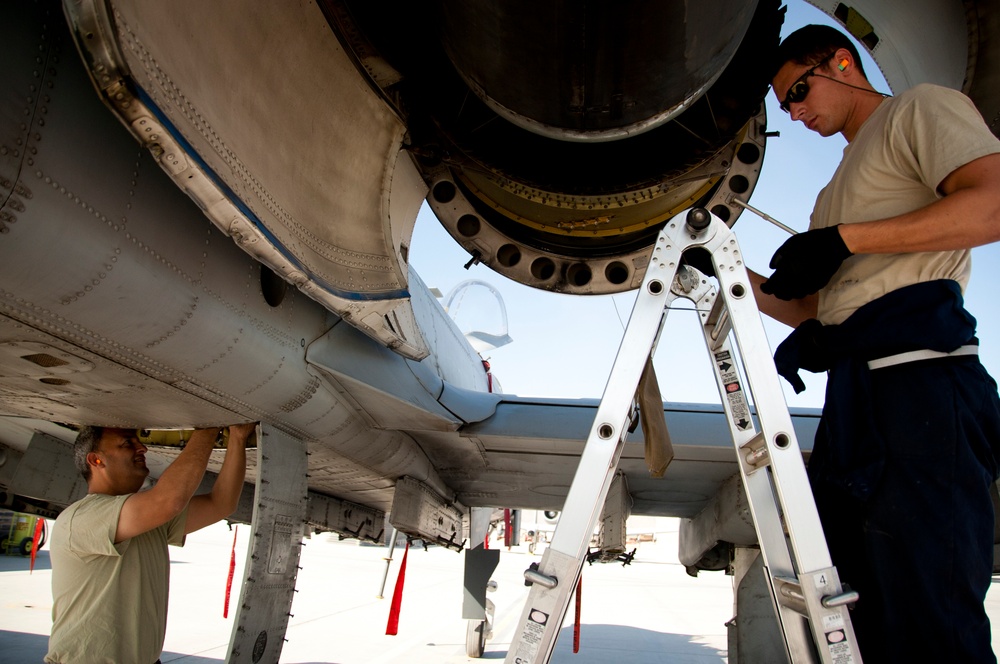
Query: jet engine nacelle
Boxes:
[{"xmin": 332, "ymin": 0, "xmax": 779, "ymax": 294}]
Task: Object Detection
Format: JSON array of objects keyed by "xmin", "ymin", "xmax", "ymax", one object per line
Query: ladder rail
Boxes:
[
  {"xmin": 548, "ymin": 277, "xmax": 668, "ymax": 558},
  {"xmin": 683, "ymin": 273, "xmax": 818, "ymax": 660},
  {"xmin": 715, "ymin": 261, "xmax": 834, "ymax": 572},
  {"xmin": 504, "ymin": 209, "xmax": 861, "ymax": 664},
  {"xmin": 504, "ymin": 230, "xmax": 684, "ymax": 664},
  {"xmin": 706, "ymin": 233, "xmax": 861, "ymax": 662}
]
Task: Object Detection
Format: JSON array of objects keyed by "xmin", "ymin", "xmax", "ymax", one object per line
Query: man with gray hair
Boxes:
[{"xmin": 45, "ymin": 424, "xmax": 255, "ymax": 664}]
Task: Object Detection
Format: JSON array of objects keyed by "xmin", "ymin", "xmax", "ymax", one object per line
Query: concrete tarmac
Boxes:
[{"xmin": 3, "ymin": 519, "xmax": 1000, "ymax": 663}]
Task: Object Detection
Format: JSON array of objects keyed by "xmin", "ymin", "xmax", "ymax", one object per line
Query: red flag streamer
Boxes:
[
  {"xmin": 385, "ymin": 540, "xmax": 410, "ymax": 635},
  {"xmin": 503, "ymin": 508, "xmax": 511, "ymax": 549},
  {"xmin": 223, "ymin": 526, "xmax": 238, "ymax": 618},
  {"xmin": 29, "ymin": 518, "xmax": 44, "ymax": 574},
  {"xmin": 573, "ymin": 575, "xmax": 582, "ymax": 653}
]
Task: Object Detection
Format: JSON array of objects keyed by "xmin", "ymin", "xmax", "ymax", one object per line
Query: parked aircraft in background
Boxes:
[{"xmin": 1, "ymin": 1, "xmax": 997, "ymax": 661}]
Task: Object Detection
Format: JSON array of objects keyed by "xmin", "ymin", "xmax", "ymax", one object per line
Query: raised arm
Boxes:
[
  {"xmin": 115, "ymin": 427, "xmax": 222, "ymax": 543},
  {"xmin": 759, "ymin": 154, "xmax": 1000, "ymax": 306},
  {"xmin": 184, "ymin": 423, "xmax": 254, "ymax": 534},
  {"xmin": 838, "ymin": 153, "xmax": 1000, "ymax": 254}
]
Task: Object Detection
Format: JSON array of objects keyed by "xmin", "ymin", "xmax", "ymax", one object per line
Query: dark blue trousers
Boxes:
[{"xmin": 812, "ymin": 356, "xmax": 1000, "ymax": 663}]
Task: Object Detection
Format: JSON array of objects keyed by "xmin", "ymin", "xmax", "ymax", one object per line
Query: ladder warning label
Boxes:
[
  {"xmin": 714, "ymin": 350, "xmax": 751, "ymax": 429},
  {"xmin": 825, "ymin": 629, "xmax": 855, "ymax": 663},
  {"xmin": 512, "ymin": 608, "xmax": 549, "ymax": 663},
  {"xmin": 822, "ymin": 612, "xmax": 845, "ymax": 631}
]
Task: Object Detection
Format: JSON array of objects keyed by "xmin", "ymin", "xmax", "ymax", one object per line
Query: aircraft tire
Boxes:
[{"xmin": 466, "ymin": 619, "xmax": 486, "ymax": 657}]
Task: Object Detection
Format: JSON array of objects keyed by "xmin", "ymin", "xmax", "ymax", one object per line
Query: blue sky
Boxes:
[{"xmin": 410, "ymin": 1, "xmax": 1000, "ymax": 409}]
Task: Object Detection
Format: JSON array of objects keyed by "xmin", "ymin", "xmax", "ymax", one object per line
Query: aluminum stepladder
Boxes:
[{"xmin": 504, "ymin": 207, "xmax": 862, "ymax": 664}]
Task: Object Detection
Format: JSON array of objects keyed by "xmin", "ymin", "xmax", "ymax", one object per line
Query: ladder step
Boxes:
[
  {"xmin": 739, "ymin": 431, "xmax": 766, "ymax": 450},
  {"xmin": 774, "ymin": 577, "xmax": 809, "ymax": 617},
  {"xmin": 744, "ymin": 446, "xmax": 770, "ymax": 467},
  {"xmin": 706, "ymin": 297, "xmax": 731, "ymax": 351},
  {"xmin": 524, "ymin": 564, "xmax": 558, "ymax": 589},
  {"xmin": 822, "ymin": 589, "xmax": 861, "ymax": 609},
  {"xmin": 739, "ymin": 432, "xmax": 771, "ymax": 469},
  {"xmin": 774, "ymin": 576, "xmax": 861, "ymax": 616}
]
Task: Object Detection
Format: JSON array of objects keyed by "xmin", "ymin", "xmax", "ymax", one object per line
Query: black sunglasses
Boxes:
[{"xmin": 779, "ymin": 53, "xmax": 836, "ymax": 113}]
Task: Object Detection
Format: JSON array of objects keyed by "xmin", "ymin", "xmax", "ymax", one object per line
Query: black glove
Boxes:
[
  {"xmin": 760, "ymin": 226, "xmax": 852, "ymax": 300},
  {"xmin": 773, "ymin": 318, "xmax": 832, "ymax": 393}
]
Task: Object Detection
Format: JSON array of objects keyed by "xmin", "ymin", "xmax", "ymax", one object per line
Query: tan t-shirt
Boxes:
[
  {"xmin": 812, "ymin": 83, "xmax": 1000, "ymax": 325},
  {"xmin": 46, "ymin": 493, "xmax": 187, "ymax": 664}
]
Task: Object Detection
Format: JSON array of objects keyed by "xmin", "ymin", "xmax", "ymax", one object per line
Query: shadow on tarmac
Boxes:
[
  {"xmin": 161, "ymin": 654, "xmax": 227, "ymax": 663},
  {"xmin": 551, "ymin": 623, "xmax": 726, "ymax": 662},
  {"xmin": 0, "ymin": 631, "xmax": 50, "ymax": 664},
  {"xmin": 0, "ymin": 632, "xmax": 225, "ymax": 664},
  {"xmin": 0, "ymin": 549, "xmax": 51, "ymax": 571},
  {"xmin": 0, "ymin": 625, "xmax": 726, "ymax": 664}
]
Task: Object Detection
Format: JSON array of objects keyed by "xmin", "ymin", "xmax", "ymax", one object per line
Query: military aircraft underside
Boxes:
[{"xmin": 1, "ymin": 0, "xmax": 998, "ymax": 661}]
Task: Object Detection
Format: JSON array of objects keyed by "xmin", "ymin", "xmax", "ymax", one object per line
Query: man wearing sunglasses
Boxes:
[{"xmin": 749, "ymin": 24, "xmax": 1000, "ymax": 662}]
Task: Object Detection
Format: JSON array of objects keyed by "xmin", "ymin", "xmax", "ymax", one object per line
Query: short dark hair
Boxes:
[
  {"xmin": 74, "ymin": 426, "xmax": 105, "ymax": 481},
  {"xmin": 773, "ymin": 24, "xmax": 867, "ymax": 81}
]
